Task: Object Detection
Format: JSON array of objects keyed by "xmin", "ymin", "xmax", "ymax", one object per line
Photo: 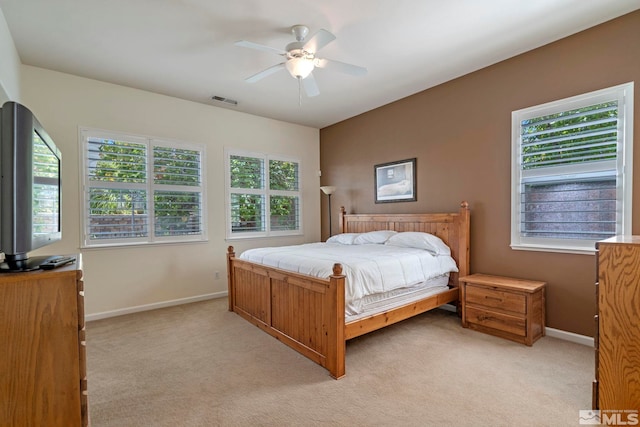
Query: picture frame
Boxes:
[{"xmin": 374, "ymin": 158, "xmax": 417, "ymax": 203}]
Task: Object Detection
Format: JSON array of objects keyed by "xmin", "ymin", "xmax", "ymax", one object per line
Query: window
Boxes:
[
  {"xmin": 80, "ymin": 128, "xmax": 206, "ymax": 247},
  {"xmin": 511, "ymin": 83, "xmax": 633, "ymax": 254},
  {"xmin": 225, "ymin": 149, "xmax": 301, "ymax": 238}
]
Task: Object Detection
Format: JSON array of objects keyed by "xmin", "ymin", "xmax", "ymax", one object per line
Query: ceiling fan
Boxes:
[{"xmin": 235, "ymin": 25, "xmax": 367, "ymax": 98}]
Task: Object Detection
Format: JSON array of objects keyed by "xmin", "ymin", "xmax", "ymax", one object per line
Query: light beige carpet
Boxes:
[{"xmin": 86, "ymin": 298, "xmax": 592, "ymax": 426}]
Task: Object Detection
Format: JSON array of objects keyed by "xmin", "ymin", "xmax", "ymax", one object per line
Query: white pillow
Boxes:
[
  {"xmin": 352, "ymin": 230, "xmax": 397, "ymax": 245},
  {"xmin": 385, "ymin": 232, "xmax": 451, "ymax": 256},
  {"xmin": 326, "ymin": 233, "xmax": 360, "ymax": 245}
]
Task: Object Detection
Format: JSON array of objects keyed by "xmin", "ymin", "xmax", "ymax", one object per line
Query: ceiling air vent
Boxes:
[{"xmin": 211, "ymin": 95, "xmax": 238, "ymax": 106}]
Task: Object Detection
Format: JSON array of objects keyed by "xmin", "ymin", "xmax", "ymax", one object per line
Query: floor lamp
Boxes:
[{"xmin": 320, "ymin": 186, "xmax": 336, "ymax": 237}]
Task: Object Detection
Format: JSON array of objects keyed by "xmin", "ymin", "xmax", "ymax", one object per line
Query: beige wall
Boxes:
[
  {"xmin": 0, "ymin": 7, "xmax": 21, "ymax": 102},
  {"xmin": 320, "ymin": 11, "xmax": 640, "ymax": 337},
  {"xmin": 19, "ymin": 66, "xmax": 320, "ymax": 317}
]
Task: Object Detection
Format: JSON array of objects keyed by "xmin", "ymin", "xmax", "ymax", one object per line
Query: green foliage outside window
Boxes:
[
  {"xmin": 521, "ymin": 102, "xmax": 618, "ymax": 169},
  {"xmin": 90, "ymin": 140, "xmax": 147, "ymax": 183},
  {"xmin": 88, "ymin": 139, "xmax": 202, "ymax": 239},
  {"xmin": 269, "ymin": 160, "xmax": 298, "ymax": 191},
  {"xmin": 230, "ymin": 155, "xmax": 299, "ymax": 232},
  {"xmin": 154, "ymin": 147, "xmax": 201, "ymax": 186},
  {"xmin": 230, "ymin": 155, "xmax": 263, "ymax": 189}
]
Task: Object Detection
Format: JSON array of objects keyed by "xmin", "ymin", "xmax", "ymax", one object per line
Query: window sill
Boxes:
[
  {"xmin": 81, "ymin": 238, "xmax": 209, "ymax": 250},
  {"xmin": 510, "ymin": 243, "xmax": 596, "ymax": 256},
  {"xmin": 226, "ymin": 232, "xmax": 304, "ymax": 241}
]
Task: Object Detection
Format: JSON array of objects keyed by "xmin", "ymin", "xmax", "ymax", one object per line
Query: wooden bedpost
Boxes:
[
  {"xmin": 338, "ymin": 206, "xmax": 347, "ymax": 234},
  {"xmin": 457, "ymin": 202, "xmax": 471, "ymax": 279},
  {"xmin": 326, "ymin": 263, "xmax": 346, "ymax": 379},
  {"xmin": 227, "ymin": 246, "xmax": 236, "ymax": 311}
]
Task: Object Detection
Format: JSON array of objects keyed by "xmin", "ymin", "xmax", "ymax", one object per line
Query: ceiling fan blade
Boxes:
[
  {"xmin": 302, "ymin": 73, "xmax": 320, "ymax": 97},
  {"xmin": 302, "ymin": 29, "xmax": 335, "ymax": 53},
  {"xmin": 245, "ymin": 63, "xmax": 286, "ymax": 83},
  {"xmin": 235, "ymin": 40, "xmax": 286, "ymax": 56},
  {"xmin": 315, "ymin": 58, "xmax": 367, "ymax": 76}
]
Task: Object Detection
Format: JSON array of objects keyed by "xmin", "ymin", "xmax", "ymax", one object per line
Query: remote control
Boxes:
[{"xmin": 40, "ymin": 256, "xmax": 76, "ymax": 270}]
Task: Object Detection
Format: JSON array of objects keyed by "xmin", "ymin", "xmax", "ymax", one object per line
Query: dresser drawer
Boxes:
[
  {"xmin": 466, "ymin": 284, "xmax": 526, "ymax": 314},
  {"xmin": 466, "ymin": 306, "xmax": 526, "ymax": 337}
]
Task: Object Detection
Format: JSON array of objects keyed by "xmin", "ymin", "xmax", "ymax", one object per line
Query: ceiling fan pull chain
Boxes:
[{"xmin": 298, "ymin": 77, "xmax": 303, "ymax": 107}]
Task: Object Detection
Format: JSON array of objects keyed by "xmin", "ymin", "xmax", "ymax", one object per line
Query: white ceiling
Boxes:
[{"xmin": 2, "ymin": 0, "xmax": 639, "ymax": 128}]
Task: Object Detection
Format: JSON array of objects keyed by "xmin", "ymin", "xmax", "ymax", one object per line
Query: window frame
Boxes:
[
  {"xmin": 511, "ymin": 82, "xmax": 633, "ymax": 255},
  {"xmin": 225, "ymin": 148, "xmax": 303, "ymax": 239},
  {"xmin": 79, "ymin": 127, "xmax": 207, "ymax": 248}
]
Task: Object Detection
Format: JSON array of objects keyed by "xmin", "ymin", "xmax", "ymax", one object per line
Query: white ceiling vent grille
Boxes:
[{"xmin": 211, "ymin": 95, "xmax": 238, "ymax": 106}]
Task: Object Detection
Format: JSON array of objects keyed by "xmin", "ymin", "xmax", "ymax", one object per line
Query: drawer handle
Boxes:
[
  {"xmin": 484, "ymin": 295, "xmax": 503, "ymax": 302},
  {"xmin": 478, "ymin": 314, "xmax": 500, "ymax": 323}
]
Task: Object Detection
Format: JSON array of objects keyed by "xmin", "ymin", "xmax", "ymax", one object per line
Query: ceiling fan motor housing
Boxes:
[
  {"xmin": 291, "ymin": 25, "xmax": 309, "ymax": 41},
  {"xmin": 285, "ymin": 42, "xmax": 310, "ymax": 59}
]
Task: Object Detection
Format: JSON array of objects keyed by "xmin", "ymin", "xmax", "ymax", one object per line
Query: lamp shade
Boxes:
[
  {"xmin": 286, "ymin": 57, "xmax": 315, "ymax": 79},
  {"xmin": 320, "ymin": 186, "xmax": 336, "ymax": 195}
]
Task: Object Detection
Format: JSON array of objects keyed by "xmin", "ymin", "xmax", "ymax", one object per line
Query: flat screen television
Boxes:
[{"xmin": 0, "ymin": 101, "xmax": 62, "ymax": 271}]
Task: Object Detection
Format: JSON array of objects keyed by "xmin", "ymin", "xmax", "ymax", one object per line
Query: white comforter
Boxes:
[{"xmin": 239, "ymin": 243, "xmax": 458, "ymax": 315}]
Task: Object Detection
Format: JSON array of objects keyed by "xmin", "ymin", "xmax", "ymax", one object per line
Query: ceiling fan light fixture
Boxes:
[{"xmin": 286, "ymin": 57, "xmax": 314, "ymax": 79}]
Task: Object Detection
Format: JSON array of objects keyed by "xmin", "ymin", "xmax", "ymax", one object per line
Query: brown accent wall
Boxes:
[{"xmin": 319, "ymin": 11, "xmax": 640, "ymax": 337}]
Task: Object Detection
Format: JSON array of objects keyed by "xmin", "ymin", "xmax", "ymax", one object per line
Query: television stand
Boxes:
[{"xmin": 0, "ymin": 255, "xmax": 88, "ymax": 425}]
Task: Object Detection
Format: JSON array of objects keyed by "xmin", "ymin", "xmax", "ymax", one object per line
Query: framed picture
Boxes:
[{"xmin": 374, "ymin": 158, "xmax": 417, "ymax": 203}]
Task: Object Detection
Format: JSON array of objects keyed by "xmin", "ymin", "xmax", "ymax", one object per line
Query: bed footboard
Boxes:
[{"xmin": 227, "ymin": 246, "xmax": 347, "ymax": 379}]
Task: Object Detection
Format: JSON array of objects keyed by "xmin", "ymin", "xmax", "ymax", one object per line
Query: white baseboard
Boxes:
[
  {"xmin": 544, "ymin": 327, "xmax": 594, "ymax": 347},
  {"xmin": 439, "ymin": 303, "xmax": 457, "ymax": 313},
  {"xmin": 438, "ymin": 305, "xmax": 594, "ymax": 347},
  {"xmin": 85, "ymin": 291, "xmax": 228, "ymax": 322}
]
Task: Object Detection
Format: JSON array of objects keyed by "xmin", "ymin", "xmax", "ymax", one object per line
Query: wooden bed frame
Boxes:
[{"xmin": 226, "ymin": 201, "xmax": 470, "ymax": 379}]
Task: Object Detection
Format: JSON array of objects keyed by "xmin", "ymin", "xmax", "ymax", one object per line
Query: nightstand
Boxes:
[{"xmin": 459, "ymin": 273, "xmax": 546, "ymax": 346}]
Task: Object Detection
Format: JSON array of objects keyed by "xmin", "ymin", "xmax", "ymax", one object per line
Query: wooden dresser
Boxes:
[
  {"xmin": 460, "ymin": 273, "xmax": 546, "ymax": 346},
  {"xmin": 0, "ymin": 256, "xmax": 88, "ymax": 427},
  {"xmin": 594, "ymin": 237, "xmax": 640, "ymax": 412}
]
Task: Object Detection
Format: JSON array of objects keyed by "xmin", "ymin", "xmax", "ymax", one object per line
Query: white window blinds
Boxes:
[
  {"xmin": 269, "ymin": 159, "xmax": 300, "ymax": 232},
  {"xmin": 81, "ymin": 129, "xmax": 206, "ymax": 247},
  {"xmin": 229, "ymin": 155, "xmax": 265, "ymax": 233},
  {"xmin": 226, "ymin": 150, "xmax": 301, "ymax": 238},
  {"xmin": 521, "ymin": 103, "xmax": 618, "ymax": 169},
  {"xmin": 153, "ymin": 145, "xmax": 203, "ymax": 237},
  {"xmin": 511, "ymin": 82, "xmax": 633, "ymax": 254},
  {"xmin": 86, "ymin": 138, "xmax": 148, "ymax": 241},
  {"xmin": 519, "ymin": 101, "xmax": 618, "ymax": 240}
]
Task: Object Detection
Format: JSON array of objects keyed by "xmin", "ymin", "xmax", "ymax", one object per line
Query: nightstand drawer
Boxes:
[
  {"xmin": 466, "ymin": 306, "xmax": 526, "ymax": 337},
  {"xmin": 466, "ymin": 284, "xmax": 526, "ymax": 314}
]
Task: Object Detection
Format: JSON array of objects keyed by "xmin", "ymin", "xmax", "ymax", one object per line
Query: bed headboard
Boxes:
[{"xmin": 338, "ymin": 201, "xmax": 470, "ymax": 286}]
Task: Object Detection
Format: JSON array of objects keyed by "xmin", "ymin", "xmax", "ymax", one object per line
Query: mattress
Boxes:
[
  {"xmin": 346, "ymin": 277, "xmax": 450, "ymax": 322},
  {"xmin": 239, "ymin": 242, "xmax": 458, "ymax": 316}
]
